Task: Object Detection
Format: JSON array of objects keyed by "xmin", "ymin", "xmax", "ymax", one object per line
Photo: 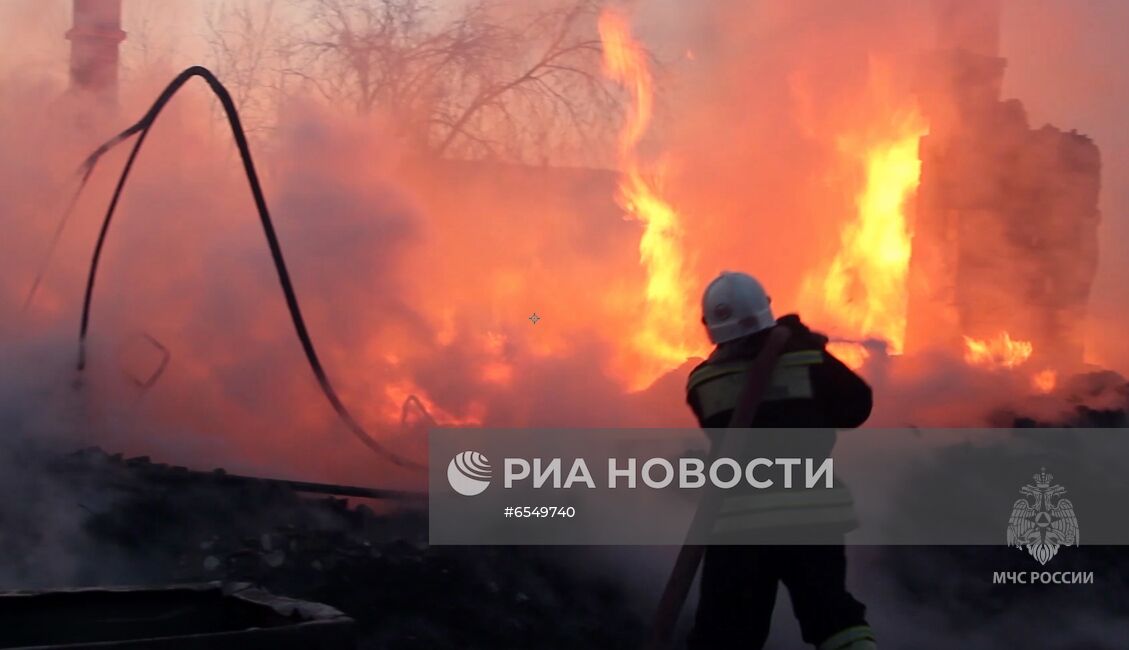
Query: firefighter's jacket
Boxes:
[{"xmin": 686, "ymin": 314, "xmax": 872, "ymax": 541}]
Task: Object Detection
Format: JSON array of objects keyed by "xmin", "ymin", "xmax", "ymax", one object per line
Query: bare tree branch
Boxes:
[
  {"xmin": 286, "ymin": 0, "xmax": 622, "ymax": 163},
  {"xmin": 202, "ymin": 0, "xmax": 631, "ymax": 164},
  {"xmin": 205, "ymin": 0, "xmax": 288, "ymax": 136}
]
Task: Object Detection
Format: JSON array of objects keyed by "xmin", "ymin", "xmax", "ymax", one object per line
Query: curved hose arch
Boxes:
[{"xmin": 76, "ymin": 66, "xmax": 423, "ymax": 471}]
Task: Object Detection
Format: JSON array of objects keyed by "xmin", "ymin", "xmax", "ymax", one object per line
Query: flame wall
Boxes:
[{"xmin": 0, "ymin": 0, "xmax": 1127, "ymax": 485}]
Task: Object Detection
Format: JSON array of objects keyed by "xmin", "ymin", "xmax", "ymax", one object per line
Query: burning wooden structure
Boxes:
[{"xmin": 905, "ymin": 0, "xmax": 1102, "ymax": 373}]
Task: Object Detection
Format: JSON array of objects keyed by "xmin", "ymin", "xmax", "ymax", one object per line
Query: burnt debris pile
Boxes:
[{"xmin": 5, "ymin": 447, "xmax": 642, "ymax": 649}]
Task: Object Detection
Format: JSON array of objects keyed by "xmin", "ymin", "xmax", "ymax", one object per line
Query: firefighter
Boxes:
[{"xmin": 685, "ymin": 271, "xmax": 877, "ymax": 650}]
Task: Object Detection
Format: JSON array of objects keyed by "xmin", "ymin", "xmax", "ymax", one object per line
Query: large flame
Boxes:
[
  {"xmin": 599, "ymin": 9, "xmax": 707, "ymax": 390},
  {"xmin": 799, "ymin": 99, "xmax": 926, "ymax": 361},
  {"xmin": 963, "ymin": 331, "xmax": 1034, "ymax": 369}
]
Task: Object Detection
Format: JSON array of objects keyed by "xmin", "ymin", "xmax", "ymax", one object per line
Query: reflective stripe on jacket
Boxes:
[
  {"xmin": 685, "ymin": 316, "xmax": 872, "ymax": 537},
  {"xmin": 712, "ymin": 484, "xmax": 857, "ymax": 536},
  {"xmin": 687, "ymin": 350, "xmax": 825, "ymax": 421}
]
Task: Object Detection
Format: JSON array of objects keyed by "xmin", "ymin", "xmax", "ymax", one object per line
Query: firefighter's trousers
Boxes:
[{"xmin": 687, "ymin": 542, "xmax": 868, "ymax": 649}]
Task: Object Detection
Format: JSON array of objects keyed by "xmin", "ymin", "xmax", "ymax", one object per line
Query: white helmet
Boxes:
[{"xmin": 701, "ymin": 271, "xmax": 775, "ymax": 344}]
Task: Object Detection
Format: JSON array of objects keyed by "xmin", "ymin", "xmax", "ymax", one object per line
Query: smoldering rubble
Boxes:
[{"xmin": 1, "ymin": 442, "xmax": 644, "ymax": 649}]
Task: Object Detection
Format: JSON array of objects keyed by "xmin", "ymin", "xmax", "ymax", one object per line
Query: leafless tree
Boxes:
[
  {"xmin": 205, "ymin": 0, "xmax": 290, "ymax": 135},
  {"xmin": 287, "ymin": 0, "xmax": 621, "ymax": 162},
  {"xmin": 121, "ymin": 1, "xmax": 191, "ymax": 82},
  {"xmin": 202, "ymin": 0, "xmax": 626, "ymax": 164}
]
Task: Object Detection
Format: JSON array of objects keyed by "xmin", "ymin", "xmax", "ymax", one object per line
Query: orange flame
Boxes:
[
  {"xmin": 1032, "ymin": 369, "xmax": 1057, "ymax": 393},
  {"xmin": 826, "ymin": 341, "xmax": 870, "ymax": 371},
  {"xmin": 963, "ymin": 332, "xmax": 1034, "ymax": 369},
  {"xmin": 797, "ymin": 76, "xmax": 926, "ymax": 355},
  {"xmin": 384, "ymin": 380, "xmax": 484, "ymax": 426},
  {"xmin": 599, "ymin": 9, "xmax": 706, "ymax": 390}
]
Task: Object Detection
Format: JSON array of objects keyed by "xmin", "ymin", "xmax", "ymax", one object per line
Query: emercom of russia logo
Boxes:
[
  {"xmin": 1007, "ymin": 468, "xmax": 1079, "ymax": 565},
  {"xmin": 447, "ymin": 451, "xmax": 492, "ymax": 496}
]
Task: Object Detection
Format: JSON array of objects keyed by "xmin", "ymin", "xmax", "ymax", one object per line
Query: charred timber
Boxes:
[{"xmin": 52, "ymin": 447, "xmax": 425, "ymax": 502}]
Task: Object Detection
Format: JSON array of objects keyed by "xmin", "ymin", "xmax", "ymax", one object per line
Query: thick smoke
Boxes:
[
  {"xmin": 0, "ymin": 1, "xmax": 702, "ymax": 491},
  {"xmin": 1, "ymin": 1, "xmax": 1127, "ymax": 646},
  {"xmin": 2, "ymin": 0, "xmax": 1122, "ymax": 481}
]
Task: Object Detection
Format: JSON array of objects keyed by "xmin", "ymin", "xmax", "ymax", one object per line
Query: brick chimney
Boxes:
[{"xmin": 66, "ymin": 0, "xmax": 126, "ymax": 100}]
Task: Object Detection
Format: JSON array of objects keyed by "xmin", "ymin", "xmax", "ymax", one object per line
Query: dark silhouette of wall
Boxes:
[{"xmin": 905, "ymin": 0, "xmax": 1101, "ymax": 370}]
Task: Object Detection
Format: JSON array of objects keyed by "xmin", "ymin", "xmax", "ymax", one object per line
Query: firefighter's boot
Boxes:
[{"xmin": 818, "ymin": 625, "xmax": 877, "ymax": 650}]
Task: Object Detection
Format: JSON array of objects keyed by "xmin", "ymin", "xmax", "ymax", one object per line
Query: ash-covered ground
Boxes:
[
  {"xmin": 848, "ymin": 467, "xmax": 1129, "ymax": 645},
  {"xmin": 4, "ymin": 372, "xmax": 1129, "ymax": 649},
  {"xmin": 769, "ymin": 371, "xmax": 1129, "ymax": 649},
  {"xmin": 1, "ymin": 445, "xmax": 645, "ymax": 649}
]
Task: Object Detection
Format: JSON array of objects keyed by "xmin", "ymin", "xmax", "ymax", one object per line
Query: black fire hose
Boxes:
[{"xmin": 72, "ymin": 65, "xmax": 424, "ymax": 471}]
